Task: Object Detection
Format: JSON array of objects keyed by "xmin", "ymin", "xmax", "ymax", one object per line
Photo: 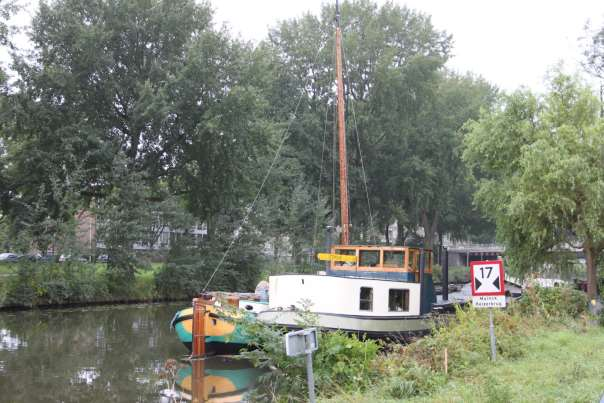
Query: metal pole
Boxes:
[
  {"xmin": 419, "ymin": 250, "xmax": 425, "ymax": 314},
  {"xmin": 442, "ymin": 247, "xmax": 449, "ymax": 301},
  {"xmin": 489, "ymin": 309, "xmax": 497, "ymax": 362},
  {"xmin": 306, "ymin": 352, "xmax": 316, "ymax": 403}
]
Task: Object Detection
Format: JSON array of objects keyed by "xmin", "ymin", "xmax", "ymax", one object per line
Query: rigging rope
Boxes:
[
  {"xmin": 311, "ymin": 104, "xmax": 331, "ymax": 253},
  {"xmin": 201, "ymin": 42, "xmax": 328, "ymax": 293}
]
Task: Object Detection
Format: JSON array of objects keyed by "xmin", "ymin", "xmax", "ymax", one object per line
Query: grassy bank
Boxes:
[{"xmin": 323, "ymin": 326, "xmax": 604, "ymax": 402}]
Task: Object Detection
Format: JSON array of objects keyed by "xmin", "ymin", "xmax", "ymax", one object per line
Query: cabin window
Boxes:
[
  {"xmin": 334, "ymin": 249, "xmax": 356, "ymax": 267},
  {"xmin": 359, "ymin": 250, "xmax": 379, "ymax": 267},
  {"xmin": 383, "ymin": 250, "xmax": 405, "ymax": 268},
  {"xmin": 388, "ymin": 289, "xmax": 409, "ymax": 312},
  {"xmin": 359, "ymin": 287, "xmax": 373, "ymax": 311}
]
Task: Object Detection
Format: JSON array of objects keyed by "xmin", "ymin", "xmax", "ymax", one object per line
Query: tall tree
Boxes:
[
  {"xmin": 3, "ymin": 0, "xmax": 275, "ymax": 265},
  {"xmin": 265, "ymin": 0, "xmax": 453, "ymax": 245},
  {"xmin": 463, "ymin": 73, "xmax": 604, "ymax": 299}
]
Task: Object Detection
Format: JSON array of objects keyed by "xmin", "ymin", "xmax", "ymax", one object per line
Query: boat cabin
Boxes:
[{"xmin": 326, "ymin": 245, "xmax": 435, "ymax": 312}]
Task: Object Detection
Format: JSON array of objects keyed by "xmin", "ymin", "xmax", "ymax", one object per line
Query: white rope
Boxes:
[{"xmin": 201, "ymin": 41, "xmax": 327, "ymax": 293}]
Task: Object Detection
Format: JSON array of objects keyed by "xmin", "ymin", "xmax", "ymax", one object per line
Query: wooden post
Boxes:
[
  {"xmin": 192, "ymin": 298, "xmax": 206, "ymax": 357},
  {"xmin": 191, "ymin": 358, "xmax": 206, "ymax": 403},
  {"xmin": 444, "ymin": 348, "xmax": 448, "ymax": 375}
]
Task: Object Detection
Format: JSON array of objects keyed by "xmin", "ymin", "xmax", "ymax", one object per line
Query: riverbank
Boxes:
[
  {"xmin": 240, "ymin": 286, "xmax": 602, "ymax": 402},
  {"xmin": 317, "ymin": 286, "xmax": 603, "ymax": 403},
  {"xmin": 322, "ymin": 325, "xmax": 604, "ymax": 402},
  {"xmin": 0, "ymin": 261, "xmax": 192, "ymax": 309}
]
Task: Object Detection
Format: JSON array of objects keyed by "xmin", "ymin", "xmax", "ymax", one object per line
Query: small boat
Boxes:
[{"xmin": 170, "ymin": 297, "xmax": 268, "ymax": 355}]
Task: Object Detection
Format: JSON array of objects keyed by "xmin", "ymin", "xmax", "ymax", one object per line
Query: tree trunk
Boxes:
[
  {"xmin": 421, "ymin": 210, "xmax": 439, "ymax": 250},
  {"xmin": 385, "ymin": 224, "xmax": 390, "ymax": 245},
  {"xmin": 273, "ymin": 236, "xmax": 280, "ymax": 260},
  {"xmin": 395, "ymin": 221, "xmax": 405, "ymax": 245},
  {"xmin": 584, "ymin": 242, "xmax": 598, "ymax": 300}
]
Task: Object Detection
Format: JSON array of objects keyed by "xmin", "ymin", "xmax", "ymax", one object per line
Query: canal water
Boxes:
[{"xmin": 0, "ymin": 303, "xmax": 262, "ymax": 402}]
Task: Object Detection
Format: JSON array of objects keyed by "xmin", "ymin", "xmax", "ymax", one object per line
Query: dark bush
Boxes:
[
  {"xmin": 516, "ymin": 286, "xmax": 588, "ymax": 319},
  {"xmin": 1, "ymin": 261, "xmax": 157, "ymax": 307}
]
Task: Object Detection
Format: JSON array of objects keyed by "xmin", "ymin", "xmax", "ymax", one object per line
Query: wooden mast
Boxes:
[{"xmin": 335, "ymin": 0, "xmax": 350, "ymax": 245}]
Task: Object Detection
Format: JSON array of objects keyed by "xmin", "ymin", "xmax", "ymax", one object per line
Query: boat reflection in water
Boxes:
[{"xmin": 160, "ymin": 356, "xmax": 264, "ymax": 403}]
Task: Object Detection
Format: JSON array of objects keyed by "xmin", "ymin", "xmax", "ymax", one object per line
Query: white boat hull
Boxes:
[{"xmin": 257, "ymin": 309, "xmax": 431, "ymax": 337}]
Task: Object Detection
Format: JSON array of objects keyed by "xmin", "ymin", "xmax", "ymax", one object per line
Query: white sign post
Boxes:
[
  {"xmin": 470, "ymin": 260, "xmax": 506, "ymax": 362},
  {"xmin": 285, "ymin": 328, "xmax": 318, "ymax": 403}
]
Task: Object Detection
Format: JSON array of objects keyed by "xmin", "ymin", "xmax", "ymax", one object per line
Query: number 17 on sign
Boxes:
[{"xmin": 470, "ymin": 260, "xmax": 506, "ymax": 362}]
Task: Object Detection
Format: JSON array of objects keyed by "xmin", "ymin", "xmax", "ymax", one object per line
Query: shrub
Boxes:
[
  {"xmin": 313, "ymin": 331, "xmax": 380, "ymax": 391},
  {"xmin": 379, "ymin": 361, "xmax": 446, "ymax": 399},
  {"xmin": 3, "ymin": 263, "xmax": 38, "ymax": 307},
  {"xmin": 0, "ymin": 261, "xmax": 159, "ymax": 307},
  {"xmin": 132, "ymin": 269, "xmax": 158, "ymax": 300},
  {"xmin": 432, "ymin": 265, "xmax": 471, "ymax": 284},
  {"xmin": 402, "ymin": 305, "xmax": 527, "ymax": 374},
  {"xmin": 237, "ymin": 308, "xmax": 380, "ymax": 401},
  {"xmin": 515, "ymin": 286, "xmax": 588, "ymax": 320}
]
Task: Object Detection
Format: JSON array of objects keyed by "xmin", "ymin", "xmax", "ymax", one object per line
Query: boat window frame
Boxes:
[
  {"xmin": 383, "ymin": 249, "xmax": 405, "ymax": 269},
  {"xmin": 359, "ymin": 287, "xmax": 373, "ymax": 311},
  {"xmin": 333, "ymin": 248, "xmax": 357, "ymax": 268},
  {"xmin": 388, "ymin": 288, "xmax": 410, "ymax": 312},
  {"xmin": 358, "ymin": 249, "xmax": 380, "ymax": 268}
]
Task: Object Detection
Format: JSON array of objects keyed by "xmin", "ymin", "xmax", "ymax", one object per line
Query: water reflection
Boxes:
[
  {"xmin": 0, "ymin": 303, "xmax": 266, "ymax": 402},
  {"xmin": 0, "ymin": 328, "xmax": 27, "ymax": 351},
  {"xmin": 160, "ymin": 356, "xmax": 264, "ymax": 403},
  {"xmin": 71, "ymin": 367, "xmax": 100, "ymax": 385}
]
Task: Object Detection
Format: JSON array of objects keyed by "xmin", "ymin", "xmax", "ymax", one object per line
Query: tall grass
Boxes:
[{"xmin": 320, "ymin": 286, "xmax": 593, "ymax": 402}]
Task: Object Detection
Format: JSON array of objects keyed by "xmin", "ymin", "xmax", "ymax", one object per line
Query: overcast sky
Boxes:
[
  {"xmin": 213, "ymin": 0, "xmax": 604, "ymax": 92},
  {"xmin": 7, "ymin": 0, "xmax": 604, "ymax": 92}
]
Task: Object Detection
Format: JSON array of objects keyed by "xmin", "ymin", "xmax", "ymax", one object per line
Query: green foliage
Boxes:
[
  {"xmin": 95, "ymin": 153, "xmax": 151, "ymax": 287},
  {"xmin": 431, "ymin": 265, "xmax": 470, "ymax": 284},
  {"xmin": 0, "ymin": 261, "xmax": 169, "ymax": 308},
  {"xmin": 378, "ymin": 361, "xmax": 446, "ymax": 399},
  {"xmin": 516, "ymin": 286, "xmax": 588, "ymax": 320},
  {"xmin": 463, "ymin": 72, "xmax": 604, "ymax": 296},
  {"xmin": 402, "ymin": 306, "xmax": 527, "ymax": 374},
  {"xmin": 483, "ymin": 376, "xmax": 513, "ymax": 403},
  {"xmin": 313, "ymin": 331, "xmax": 380, "ymax": 390},
  {"xmin": 155, "ymin": 224, "xmax": 264, "ymax": 298},
  {"xmin": 2, "ymin": 261, "xmax": 107, "ymax": 307},
  {"xmin": 236, "ymin": 308, "xmax": 380, "ymax": 401}
]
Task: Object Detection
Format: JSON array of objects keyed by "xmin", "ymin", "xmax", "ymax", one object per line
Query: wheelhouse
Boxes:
[
  {"xmin": 328, "ymin": 245, "xmax": 432, "ymax": 280},
  {"xmin": 327, "ymin": 245, "xmax": 435, "ymax": 311}
]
